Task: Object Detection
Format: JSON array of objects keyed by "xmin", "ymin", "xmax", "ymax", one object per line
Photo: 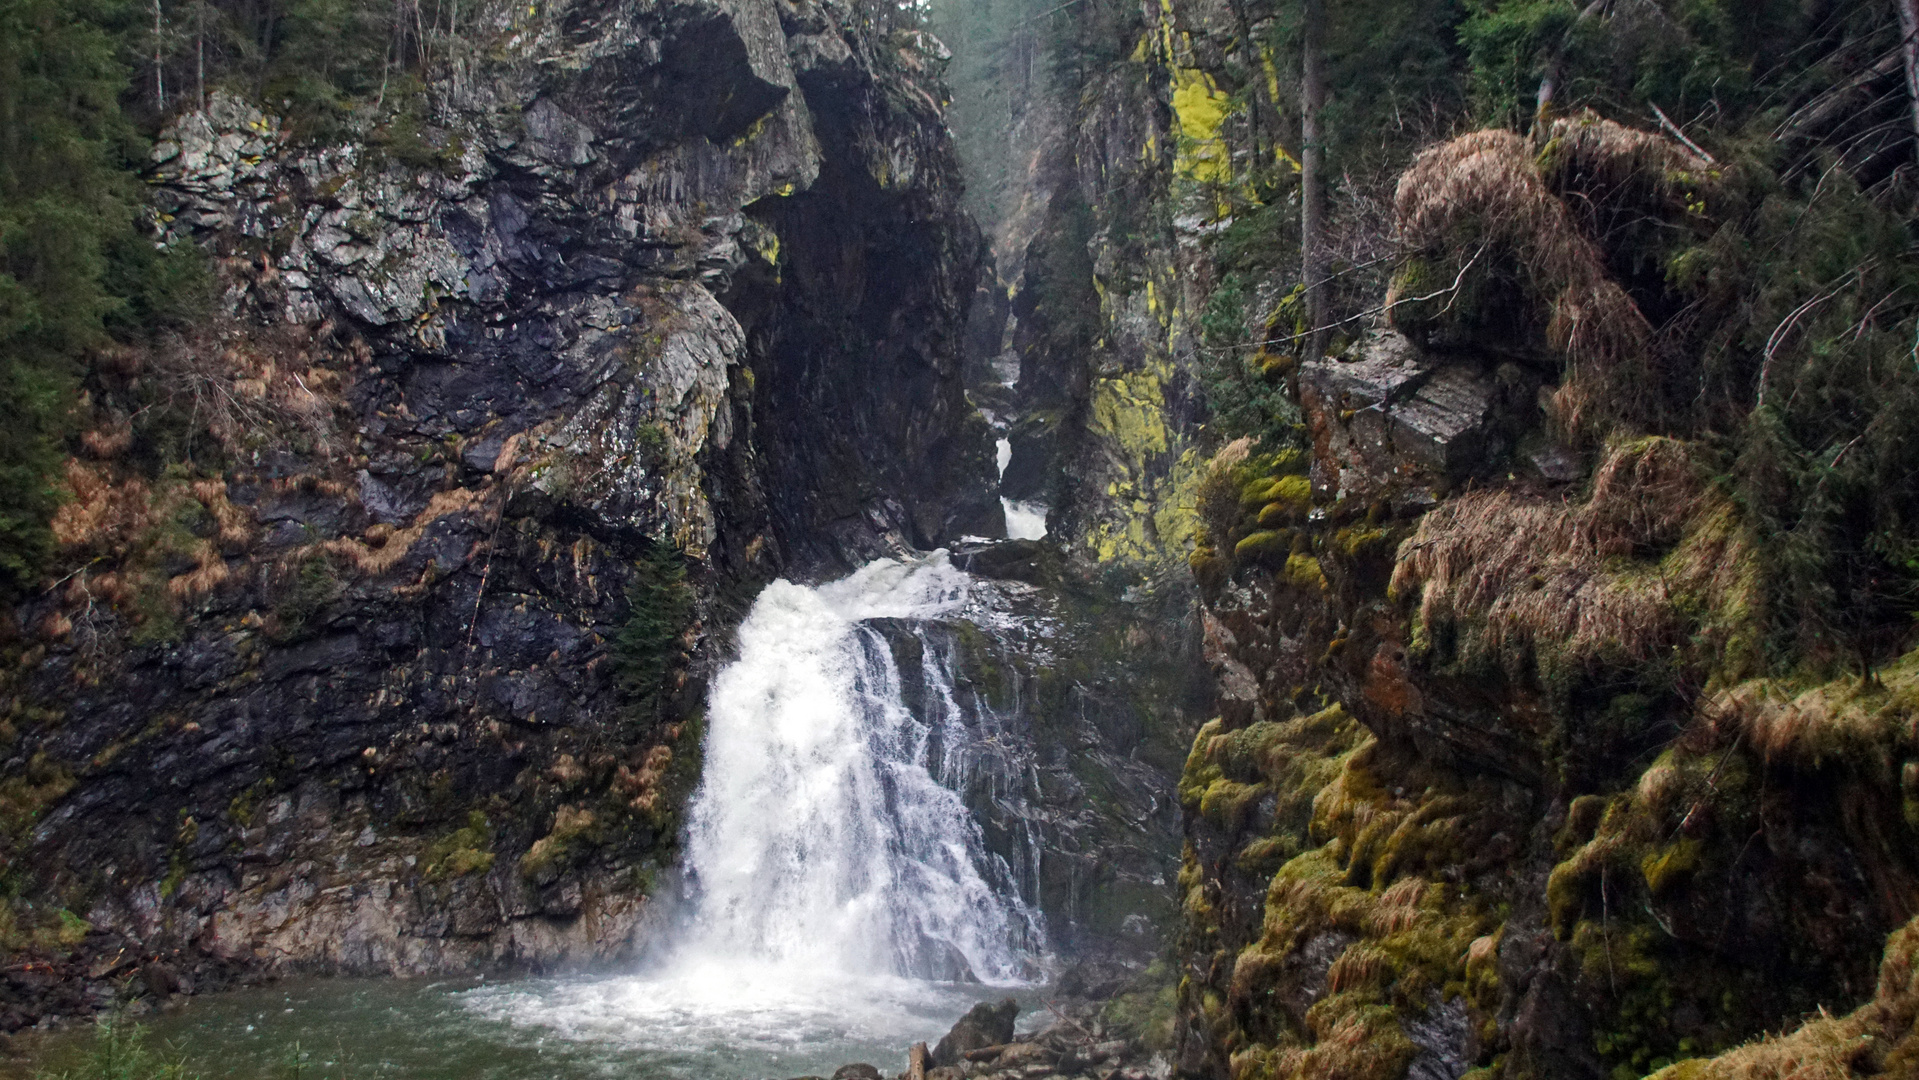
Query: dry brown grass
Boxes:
[
  {"xmin": 1395, "ymin": 129, "xmax": 1649, "ymax": 374},
  {"xmin": 1325, "ymin": 942, "xmax": 1392, "ymax": 994},
  {"xmin": 166, "ymin": 540, "xmax": 230, "ymax": 599},
  {"xmin": 1539, "ymin": 111, "xmax": 1713, "ymax": 202},
  {"xmin": 191, "ymin": 480, "xmax": 255, "ymax": 551},
  {"xmin": 145, "ymin": 322, "xmax": 354, "ymax": 460},
  {"xmin": 1701, "ymin": 649, "xmax": 1919, "ymax": 767},
  {"xmin": 1390, "ymin": 122, "xmax": 1704, "ymax": 437},
  {"xmin": 614, "ymin": 744, "xmax": 675, "ymax": 813},
  {"xmin": 80, "ymin": 419, "xmax": 133, "ymax": 460},
  {"xmin": 324, "ymin": 487, "xmax": 487, "ymax": 577},
  {"xmin": 1389, "ymin": 437, "xmax": 1762, "ymax": 685},
  {"xmin": 51, "ymin": 462, "xmax": 154, "ymax": 555},
  {"xmin": 1365, "ymin": 878, "xmax": 1426, "ymax": 936}
]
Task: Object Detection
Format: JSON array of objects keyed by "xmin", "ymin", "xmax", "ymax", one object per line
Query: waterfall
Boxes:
[
  {"xmin": 459, "ymin": 555, "xmax": 1044, "ymax": 1063},
  {"xmin": 995, "ymin": 438, "xmax": 1049, "ymax": 541},
  {"xmin": 677, "ymin": 554, "xmax": 1045, "ymax": 984}
]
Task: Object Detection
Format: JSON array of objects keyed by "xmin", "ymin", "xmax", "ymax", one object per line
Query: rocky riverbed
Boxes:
[{"xmin": 823, "ymin": 977, "xmax": 1172, "ymax": 1080}]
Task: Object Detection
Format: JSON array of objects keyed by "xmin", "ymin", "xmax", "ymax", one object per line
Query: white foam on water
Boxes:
[
  {"xmin": 460, "ymin": 964, "xmax": 977, "ymax": 1059},
  {"xmin": 1001, "ymin": 499, "xmax": 1048, "ymax": 540},
  {"xmin": 995, "ymin": 438, "xmax": 1049, "ymax": 540},
  {"xmin": 464, "ymin": 554, "xmax": 1044, "ymax": 1067},
  {"xmin": 677, "ymin": 554, "xmax": 1039, "ymax": 982}
]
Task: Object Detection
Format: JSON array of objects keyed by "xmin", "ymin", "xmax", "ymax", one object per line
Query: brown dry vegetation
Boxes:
[
  {"xmin": 1393, "ymin": 130, "xmax": 1646, "ymax": 417},
  {"xmin": 1390, "ymin": 116, "xmax": 1711, "ymax": 438},
  {"xmin": 22, "ymin": 293, "xmax": 375, "ymax": 654},
  {"xmin": 1537, "ymin": 112, "xmax": 1713, "ymax": 213},
  {"xmin": 1702, "ymin": 649, "xmax": 1919, "ymax": 769},
  {"xmin": 323, "ymin": 486, "xmax": 488, "ymax": 577},
  {"xmin": 1388, "ymin": 437, "xmax": 1762, "ymax": 690}
]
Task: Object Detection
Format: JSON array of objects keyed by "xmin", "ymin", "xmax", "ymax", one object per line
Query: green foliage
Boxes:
[
  {"xmin": 613, "ymin": 540, "xmax": 695, "ymax": 719},
  {"xmin": 1100, "ymin": 960, "xmax": 1180, "ymax": 1051},
  {"xmin": 1456, "ymin": 0, "xmax": 1578, "ymax": 126},
  {"xmin": 37, "ymin": 1016, "xmax": 197, "ymax": 1080},
  {"xmin": 422, "ymin": 810, "xmax": 494, "ymax": 881},
  {"xmin": 1460, "ymin": 0, "xmax": 1851, "ymax": 133},
  {"xmin": 0, "ymin": 0, "xmax": 133, "ymax": 594},
  {"xmin": 1673, "ymin": 163, "xmax": 1919, "ymax": 669},
  {"xmin": 269, "ymin": 551, "xmax": 341, "ymax": 641},
  {"xmin": 1196, "ymin": 276, "xmax": 1302, "ymax": 448},
  {"xmin": 0, "ymin": 0, "xmax": 220, "ymax": 596},
  {"xmin": 1024, "ymin": 191, "xmax": 1103, "ymax": 349},
  {"xmin": 1310, "ymin": 0, "xmax": 1470, "ymax": 171},
  {"xmin": 926, "ymin": 0, "xmax": 1055, "ymax": 225}
]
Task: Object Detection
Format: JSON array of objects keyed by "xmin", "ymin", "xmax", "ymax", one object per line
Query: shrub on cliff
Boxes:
[{"xmin": 614, "ymin": 540, "xmax": 696, "ymax": 721}]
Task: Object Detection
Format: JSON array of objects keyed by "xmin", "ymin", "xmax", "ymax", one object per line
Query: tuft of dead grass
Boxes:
[
  {"xmin": 1702, "ymin": 649, "xmax": 1919, "ymax": 768},
  {"xmin": 1395, "ymin": 129, "xmax": 1649, "ymax": 375},
  {"xmin": 614, "ymin": 744, "xmax": 675, "ymax": 813},
  {"xmin": 191, "ymin": 480, "xmax": 255, "ymax": 551},
  {"xmin": 1538, "ymin": 110, "xmax": 1713, "ymax": 206},
  {"xmin": 1389, "ymin": 437, "xmax": 1762, "ymax": 688},
  {"xmin": 145, "ymin": 322, "xmax": 354, "ymax": 460},
  {"xmin": 324, "ymin": 487, "xmax": 487, "ymax": 577},
  {"xmin": 166, "ymin": 540, "xmax": 229, "ymax": 599},
  {"xmin": 1389, "ymin": 120, "xmax": 1711, "ymax": 438},
  {"xmin": 46, "ymin": 463, "xmax": 259, "ymax": 642}
]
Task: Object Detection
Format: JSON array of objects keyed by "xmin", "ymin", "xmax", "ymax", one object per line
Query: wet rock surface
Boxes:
[
  {"xmin": 1, "ymin": 0, "xmax": 994, "ymax": 1030},
  {"xmin": 865, "ymin": 542, "xmax": 1210, "ymax": 962},
  {"xmin": 931, "ymin": 998, "xmax": 1018, "ymax": 1065},
  {"xmin": 827, "ymin": 996, "xmax": 1172, "ymax": 1080}
]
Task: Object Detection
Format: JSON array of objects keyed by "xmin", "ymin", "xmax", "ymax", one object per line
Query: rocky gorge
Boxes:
[{"xmin": 6, "ymin": 0, "xmax": 1919, "ymax": 1078}]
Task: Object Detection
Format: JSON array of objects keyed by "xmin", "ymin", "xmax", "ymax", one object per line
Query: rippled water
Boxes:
[
  {"xmin": 8, "ymin": 973, "xmax": 1042, "ymax": 1080},
  {"xmin": 11, "ymin": 555, "xmax": 1054, "ymax": 1080}
]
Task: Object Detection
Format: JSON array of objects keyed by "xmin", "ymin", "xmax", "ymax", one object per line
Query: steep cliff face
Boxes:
[
  {"xmin": 0, "ymin": 0, "xmax": 995, "ymax": 1025},
  {"xmin": 1167, "ymin": 133, "xmax": 1919, "ymax": 1075},
  {"xmin": 950, "ymin": 1, "xmax": 1919, "ymax": 1076}
]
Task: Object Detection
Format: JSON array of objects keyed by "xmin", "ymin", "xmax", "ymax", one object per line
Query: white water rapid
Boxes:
[
  {"xmin": 995, "ymin": 438, "xmax": 1049, "ymax": 541},
  {"xmin": 681, "ymin": 553, "xmax": 1043, "ymax": 981},
  {"xmin": 461, "ymin": 554, "xmax": 1045, "ymax": 1074}
]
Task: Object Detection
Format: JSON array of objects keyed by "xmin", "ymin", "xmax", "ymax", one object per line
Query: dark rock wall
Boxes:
[
  {"xmin": 878, "ymin": 547, "xmax": 1213, "ymax": 964},
  {"xmin": 0, "ymin": 0, "xmax": 996, "ymax": 1024}
]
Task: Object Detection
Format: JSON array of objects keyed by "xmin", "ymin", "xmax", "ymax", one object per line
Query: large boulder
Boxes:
[{"xmin": 930, "ymin": 998, "xmax": 1019, "ymax": 1066}]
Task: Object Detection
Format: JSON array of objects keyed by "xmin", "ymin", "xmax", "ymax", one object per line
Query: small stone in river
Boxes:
[{"xmin": 832, "ymin": 1065, "xmax": 884, "ymax": 1080}]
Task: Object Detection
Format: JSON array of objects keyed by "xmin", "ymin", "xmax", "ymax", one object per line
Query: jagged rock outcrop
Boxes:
[
  {"xmin": 0, "ymin": 0, "xmax": 995, "ymax": 1026},
  {"xmin": 871, "ymin": 543, "xmax": 1211, "ymax": 962}
]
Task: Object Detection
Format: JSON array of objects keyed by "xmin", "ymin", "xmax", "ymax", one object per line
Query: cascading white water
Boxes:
[
  {"xmin": 460, "ymin": 555, "xmax": 1044, "ymax": 1070},
  {"xmin": 995, "ymin": 438, "xmax": 1049, "ymax": 541},
  {"xmin": 681, "ymin": 554, "xmax": 1042, "ymax": 983}
]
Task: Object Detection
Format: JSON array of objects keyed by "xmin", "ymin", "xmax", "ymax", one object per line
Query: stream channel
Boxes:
[{"xmin": 12, "ymin": 556, "xmax": 1056, "ymax": 1079}]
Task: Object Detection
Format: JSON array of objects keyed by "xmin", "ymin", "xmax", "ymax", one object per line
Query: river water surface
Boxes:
[{"xmin": 9, "ymin": 973, "xmax": 1042, "ymax": 1079}]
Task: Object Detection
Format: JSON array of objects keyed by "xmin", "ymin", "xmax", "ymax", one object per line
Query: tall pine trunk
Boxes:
[{"xmin": 1300, "ymin": 0, "xmax": 1327, "ymax": 358}]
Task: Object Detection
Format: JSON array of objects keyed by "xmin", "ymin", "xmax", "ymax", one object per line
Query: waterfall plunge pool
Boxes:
[
  {"xmin": 6, "ymin": 972, "xmax": 1048, "ymax": 1080},
  {"xmin": 11, "ymin": 554, "xmax": 1059, "ymax": 1080}
]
